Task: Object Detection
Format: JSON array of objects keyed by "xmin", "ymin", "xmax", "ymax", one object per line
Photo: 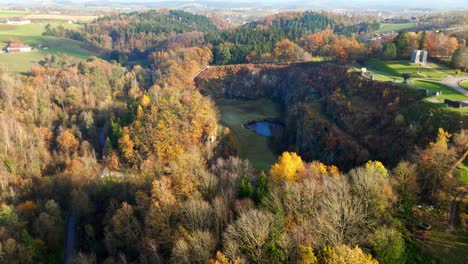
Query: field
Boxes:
[
  {"xmin": 367, "ymin": 59, "xmax": 449, "ymax": 79},
  {"xmin": 0, "ymin": 9, "xmax": 97, "ymax": 21},
  {"xmin": 460, "ymin": 80, "xmax": 468, "ymax": 90},
  {"xmin": 0, "ymin": 10, "xmax": 31, "ymax": 19},
  {"xmin": 0, "ymin": 22, "xmax": 97, "ymax": 72},
  {"xmin": 411, "ymin": 80, "xmax": 467, "ymax": 102},
  {"xmin": 375, "ymin": 23, "xmax": 415, "ymax": 33},
  {"xmin": 215, "ymin": 99, "xmax": 282, "ymax": 169}
]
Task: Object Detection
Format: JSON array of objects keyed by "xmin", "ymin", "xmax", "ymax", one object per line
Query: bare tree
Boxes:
[
  {"xmin": 171, "ymin": 230, "xmax": 216, "ymax": 264},
  {"xmin": 223, "ymin": 209, "xmax": 274, "ymax": 263},
  {"xmin": 179, "ymin": 199, "xmax": 214, "ymax": 232},
  {"xmin": 313, "ymin": 176, "xmax": 373, "ymax": 246}
]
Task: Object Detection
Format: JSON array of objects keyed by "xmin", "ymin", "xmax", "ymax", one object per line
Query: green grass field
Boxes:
[
  {"xmin": 0, "ymin": 22, "xmax": 97, "ymax": 72},
  {"xmin": 411, "ymin": 80, "xmax": 468, "ymax": 102},
  {"xmin": 0, "ymin": 10, "xmax": 31, "ymax": 19},
  {"xmin": 459, "ymin": 80, "xmax": 468, "ymax": 90},
  {"xmin": 367, "ymin": 59, "xmax": 449, "ymax": 79},
  {"xmin": 215, "ymin": 99, "xmax": 282, "ymax": 169},
  {"xmin": 375, "ymin": 23, "xmax": 415, "ymax": 33}
]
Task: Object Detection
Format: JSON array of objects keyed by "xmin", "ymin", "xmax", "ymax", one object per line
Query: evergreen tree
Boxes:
[
  {"xmin": 254, "ymin": 171, "xmax": 270, "ymax": 204},
  {"xmin": 382, "ymin": 43, "xmax": 397, "ymax": 60},
  {"xmin": 393, "ymin": 30, "xmax": 410, "ymax": 58},
  {"xmin": 239, "ymin": 175, "xmax": 253, "ymax": 199},
  {"xmin": 419, "ymin": 31, "xmax": 427, "ymax": 50},
  {"xmin": 450, "ymin": 46, "xmax": 463, "ymax": 68}
]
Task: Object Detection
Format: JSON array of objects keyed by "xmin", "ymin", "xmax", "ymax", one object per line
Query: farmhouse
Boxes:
[{"xmin": 6, "ymin": 44, "xmax": 32, "ymax": 53}]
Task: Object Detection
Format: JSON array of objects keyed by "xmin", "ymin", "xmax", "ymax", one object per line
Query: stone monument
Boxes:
[{"xmin": 411, "ymin": 50, "xmax": 428, "ymax": 64}]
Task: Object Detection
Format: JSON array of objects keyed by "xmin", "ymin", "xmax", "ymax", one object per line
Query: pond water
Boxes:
[{"xmin": 245, "ymin": 121, "xmax": 284, "ymax": 137}]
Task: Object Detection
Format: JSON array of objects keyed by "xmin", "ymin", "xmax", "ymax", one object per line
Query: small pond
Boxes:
[{"xmin": 245, "ymin": 120, "xmax": 284, "ymax": 137}]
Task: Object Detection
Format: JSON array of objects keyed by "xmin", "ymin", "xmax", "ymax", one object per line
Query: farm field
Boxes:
[
  {"xmin": 375, "ymin": 23, "xmax": 415, "ymax": 33},
  {"xmin": 0, "ymin": 22, "xmax": 97, "ymax": 72},
  {"xmin": 0, "ymin": 9, "xmax": 31, "ymax": 19},
  {"xmin": 0, "ymin": 9, "xmax": 97, "ymax": 21},
  {"xmin": 215, "ymin": 98, "xmax": 282, "ymax": 169}
]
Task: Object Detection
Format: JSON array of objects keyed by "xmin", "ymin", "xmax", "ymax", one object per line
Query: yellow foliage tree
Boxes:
[
  {"xmin": 208, "ymin": 251, "xmax": 240, "ymax": 264},
  {"xmin": 118, "ymin": 129, "xmax": 135, "ymax": 164},
  {"xmin": 269, "ymin": 152, "xmax": 304, "ymax": 182},
  {"xmin": 365, "ymin": 160, "xmax": 388, "ymax": 176},
  {"xmin": 322, "ymin": 245, "xmax": 378, "ymax": 264},
  {"xmin": 432, "ymin": 128, "xmax": 451, "ymax": 148},
  {"xmin": 298, "ymin": 245, "xmax": 318, "ymax": 264},
  {"xmin": 140, "ymin": 94, "xmax": 151, "ymax": 108},
  {"xmin": 136, "ymin": 105, "xmax": 144, "ymax": 118},
  {"xmin": 57, "ymin": 129, "xmax": 79, "ymax": 154},
  {"xmin": 328, "ymin": 165, "xmax": 340, "ymax": 175}
]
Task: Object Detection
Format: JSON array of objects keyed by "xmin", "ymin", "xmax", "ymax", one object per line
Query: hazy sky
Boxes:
[{"xmin": 0, "ymin": 0, "xmax": 467, "ymax": 10}]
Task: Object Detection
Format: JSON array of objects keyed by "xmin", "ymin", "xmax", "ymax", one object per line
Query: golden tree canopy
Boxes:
[{"xmin": 269, "ymin": 151, "xmax": 304, "ymax": 182}]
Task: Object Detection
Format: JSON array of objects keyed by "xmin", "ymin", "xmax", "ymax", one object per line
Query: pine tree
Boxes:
[
  {"xmin": 450, "ymin": 46, "xmax": 463, "ymax": 68},
  {"xmin": 239, "ymin": 176, "xmax": 253, "ymax": 199},
  {"xmin": 254, "ymin": 171, "xmax": 269, "ymax": 204}
]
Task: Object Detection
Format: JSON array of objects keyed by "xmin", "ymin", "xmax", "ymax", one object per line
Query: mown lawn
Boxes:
[
  {"xmin": 367, "ymin": 59, "xmax": 448, "ymax": 79},
  {"xmin": 215, "ymin": 99, "xmax": 282, "ymax": 170},
  {"xmin": 459, "ymin": 80, "xmax": 468, "ymax": 90},
  {"xmin": 411, "ymin": 80, "xmax": 468, "ymax": 102}
]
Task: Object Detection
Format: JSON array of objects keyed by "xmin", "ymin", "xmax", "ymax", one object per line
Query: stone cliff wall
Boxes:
[{"xmin": 196, "ymin": 62, "xmax": 467, "ymax": 169}]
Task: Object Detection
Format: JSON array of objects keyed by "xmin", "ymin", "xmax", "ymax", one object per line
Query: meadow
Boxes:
[
  {"xmin": 375, "ymin": 23, "xmax": 415, "ymax": 33},
  {"xmin": 0, "ymin": 9, "xmax": 97, "ymax": 21},
  {"xmin": 215, "ymin": 98, "xmax": 283, "ymax": 169},
  {"xmin": 0, "ymin": 22, "xmax": 97, "ymax": 72}
]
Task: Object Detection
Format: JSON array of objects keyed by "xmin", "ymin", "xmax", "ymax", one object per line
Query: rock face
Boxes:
[{"xmin": 196, "ymin": 62, "xmax": 467, "ymax": 169}]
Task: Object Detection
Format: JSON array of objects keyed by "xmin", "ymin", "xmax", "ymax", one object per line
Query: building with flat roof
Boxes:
[
  {"xmin": 6, "ymin": 44, "xmax": 32, "ymax": 53},
  {"xmin": 5, "ymin": 19, "xmax": 31, "ymax": 25}
]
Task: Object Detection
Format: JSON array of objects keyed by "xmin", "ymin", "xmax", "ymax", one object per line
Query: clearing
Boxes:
[
  {"xmin": 0, "ymin": 22, "xmax": 97, "ymax": 72},
  {"xmin": 375, "ymin": 23, "xmax": 415, "ymax": 33},
  {"xmin": 215, "ymin": 98, "xmax": 283, "ymax": 170}
]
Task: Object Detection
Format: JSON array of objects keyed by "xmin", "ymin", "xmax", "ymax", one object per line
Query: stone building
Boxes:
[{"xmin": 411, "ymin": 50, "xmax": 428, "ymax": 64}]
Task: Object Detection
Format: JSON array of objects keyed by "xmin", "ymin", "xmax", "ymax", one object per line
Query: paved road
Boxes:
[{"xmin": 440, "ymin": 76, "xmax": 468, "ymax": 96}]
